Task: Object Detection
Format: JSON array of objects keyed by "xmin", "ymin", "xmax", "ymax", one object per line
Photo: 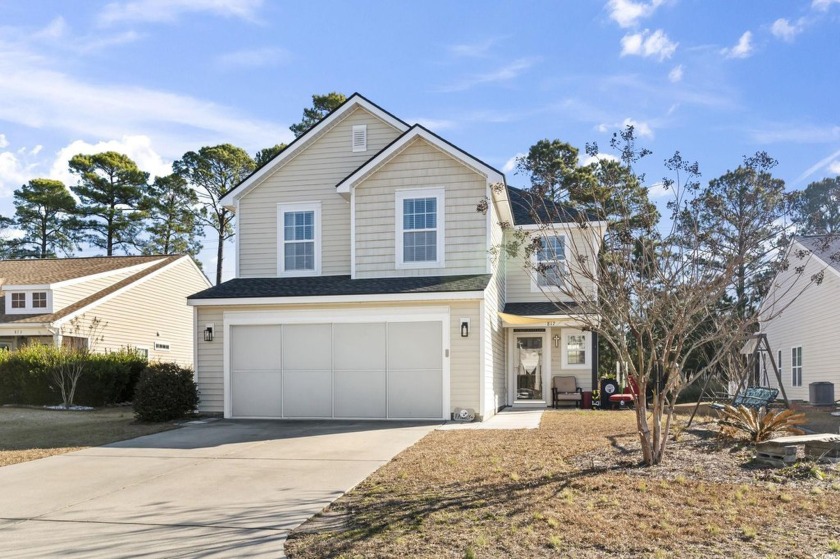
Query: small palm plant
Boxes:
[{"xmin": 716, "ymin": 405, "xmax": 808, "ymax": 443}]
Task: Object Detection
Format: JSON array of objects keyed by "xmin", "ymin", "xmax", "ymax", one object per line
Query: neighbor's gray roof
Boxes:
[
  {"xmin": 797, "ymin": 235, "xmax": 840, "ymax": 274},
  {"xmin": 189, "ymin": 274, "xmax": 491, "ymax": 300},
  {"xmin": 0, "ymin": 255, "xmax": 168, "ymax": 286},
  {"xmin": 0, "ymin": 255, "xmax": 182, "ymax": 325},
  {"xmin": 507, "ymin": 186, "xmax": 597, "ymax": 226},
  {"xmin": 503, "ymin": 301, "xmax": 588, "ymax": 316}
]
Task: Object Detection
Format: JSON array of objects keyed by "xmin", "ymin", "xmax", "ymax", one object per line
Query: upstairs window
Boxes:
[
  {"xmin": 32, "ymin": 292, "xmax": 47, "ymax": 308},
  {"xmin": 396, "ymin": 189, "xmax": 445, "ymax": 268},
  {"xmin": 352, "ymin": 125, "xmax": 367, "ymax": 152},
  {"xmin": 536, "ymin": 236, "xmax": 566, "ymax": 289},
  {"xmin": 277, "ymin": 202, "xmax": 321, "ymax": 276},
  {"xmin": 791, "ymin": 346, "xmax": 802, "ymax": 387},
  {"xmin": 11, "ymin": 293, "xmax": 25, "ymax": 309}
]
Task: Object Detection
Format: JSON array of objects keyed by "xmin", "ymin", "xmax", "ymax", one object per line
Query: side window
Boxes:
[
  {"xmin": 791, "ymin": 347, "xmax": 802, "ymax": 387},
  {"xmin": 395, "ymin": 189, "xmax": 445, "ymax": 269},
  {"xmin": 277, "ymin": 203, "xmax": 321, "ymax": 276}
]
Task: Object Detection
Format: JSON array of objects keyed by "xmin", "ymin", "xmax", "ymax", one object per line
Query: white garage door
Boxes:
[{"xmin": 229, "ymin": 321, "xmax": 443, "ymax": 419}]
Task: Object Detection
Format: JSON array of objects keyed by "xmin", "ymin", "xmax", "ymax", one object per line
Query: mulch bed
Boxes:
[{"xmin": 286, "ymin": 410, "xmax": 840, "ymax": 559}]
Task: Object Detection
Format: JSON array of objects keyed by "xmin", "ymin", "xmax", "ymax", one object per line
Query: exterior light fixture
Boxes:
[
  {"xmin": 460, "ymin": 318, "xmax": 470, "ymax": 338},
  {"xmin": 203, "ymin": 324, "xmax": 214, "ymax": 342}
]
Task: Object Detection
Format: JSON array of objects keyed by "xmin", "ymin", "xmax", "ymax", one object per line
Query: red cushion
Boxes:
[{"xmin": 608, "ymin": 394, "xmax": 635, "ymax": 402}]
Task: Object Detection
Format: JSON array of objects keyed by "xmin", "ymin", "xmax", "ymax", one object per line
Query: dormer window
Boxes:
[
  {"xmin": 32, "ymin": 292, "xmax": 47, "ymax": 308},
  {"xmin": 11, "ymin": 293, "xmax": 25, "ymax": 309},
  {"xmin": 352, "ymin": 125, "xmax": 367, "ymax": 152}
]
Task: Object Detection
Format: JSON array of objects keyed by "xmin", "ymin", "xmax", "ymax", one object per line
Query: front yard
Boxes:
[
  {"xmin": 287, "ymin": 410, "xmax": 840, "ymax": 559},
  {"xmin": 0, "ymin": 406, "xmax": 176, "ymax": 467}
]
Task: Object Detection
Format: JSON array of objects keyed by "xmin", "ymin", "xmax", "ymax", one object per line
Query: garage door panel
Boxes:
[
  {"xmin": 283, "ymin": 370, "xmax": 332, "ymax": 417},
  {"xmin": 231, "ymin": 325, "xmax": 281, "ymax": 370},
  {"xmin": 334, "ymin": 370, "xmax": 387, "ymax": 418},
  {"xmin": 388, "ymin": 322, "xmax": 442, "ymax": 370},
  {"xmin": 282, "ymin": 324, "xmax": 332, "ymax": 370},
  {"xmin": 388, "ymin": 369, "xmax": 442, "ymax": 418},
  {"xmin": 232, "ymin": 371, "xmax": 282, "ymax": 417},
  {"xmin": 334, "ymin": 323, "xmax": 386, "ymax": 370}
]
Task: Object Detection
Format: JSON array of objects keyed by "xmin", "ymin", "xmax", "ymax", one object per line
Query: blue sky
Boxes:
[{"xmin": 1, "ymin": 0, "xmax": 838, "ymax": 280}]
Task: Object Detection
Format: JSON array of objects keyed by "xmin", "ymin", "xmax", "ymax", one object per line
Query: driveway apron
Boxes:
[{"xmin": 0, "ymin": 419, "xmax": 437, "ymax": 558}]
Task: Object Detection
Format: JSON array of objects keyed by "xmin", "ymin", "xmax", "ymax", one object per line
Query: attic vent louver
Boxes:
[{"xmin": 352, "ymin": 124, "xmax": 367, "ymax": 152}]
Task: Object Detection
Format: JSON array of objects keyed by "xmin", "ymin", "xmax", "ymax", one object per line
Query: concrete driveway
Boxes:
[{"xmin": 0, "ymin": 419, "xmax": 437, "ymax": 558}]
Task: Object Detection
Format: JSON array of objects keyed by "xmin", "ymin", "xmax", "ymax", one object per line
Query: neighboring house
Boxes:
[
  {"xmin": 0, "ymin": 255, "xmax": 211, "ymax": 366},
  {"xmin": 188, "ymin": 94, "xmax": 605, "ymax": 421},
  {"xmin": 760, "ymin": 235, "xmax": 840, "ymax": 401}
]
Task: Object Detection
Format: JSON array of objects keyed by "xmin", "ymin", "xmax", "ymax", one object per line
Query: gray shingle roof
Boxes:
[
  {"xmin": 508, "ymin": 186, "xmax": 596, "ymax": 226},
  {"xmin": 797, "ymin": 235, "xmax": 840, "ymax": 274},
  {"xmin": 503, "ymin": 301, "xmax": 587, "ymax": 316},
  {"xmin": 188, "ymin": 274, "xmax": 492, "ymax": 300}
]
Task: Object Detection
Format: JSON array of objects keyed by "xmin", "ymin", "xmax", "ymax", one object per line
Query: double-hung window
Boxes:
[
  {"xmin": 277, "ymin": 202, "xmax": 321, "ymax": 276},
  {"xmin": 396, "ymin": 189, "xmax": 445, "ymax": 268},
  {"xmin": 535, "ymin": 235, "xmax": 566, "ymax": 289},
  {"xmin": 10, "ymin": 293, "xmax": 25, "ymax": 309},
  {"xmin": 561, "ymin": 329, "xmax": 588, "ymax": 368},
  {"xmin": 791, "ymin": 346, "xmax": 802, "ymax": 387}
]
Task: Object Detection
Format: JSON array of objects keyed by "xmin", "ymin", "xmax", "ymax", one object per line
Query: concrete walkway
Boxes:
[
  {"xmin": 437, "ymin": 408, "xmax": 544, "ymax": 430},
  {"xmin": 0, "ymin": 419, "xmax": 437, "ymax": 558}
]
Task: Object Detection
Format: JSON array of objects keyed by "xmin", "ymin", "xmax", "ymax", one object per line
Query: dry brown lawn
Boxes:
[
  {"xmin": 286, "ymin": 410, "xmax": 840, "ymax": 559},
  {"xmin": 0, "ymin": 406, "xmax": 176, "ymax": 467}
]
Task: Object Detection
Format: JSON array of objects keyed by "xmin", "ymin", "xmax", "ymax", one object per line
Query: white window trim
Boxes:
[
  {"xmin": 352, "ymin": 124, "xmax": 367, "ymax": 152},
  {"xmin": 560, "ymin": 328, "xmax": 589, "ymax": 369},
  {"xmin": 5, "ymin": 290, "xmax": 53, "ymax": 315},
  {"xmin": 395, "ymin": 188, "xmax": 445, "ymax": 270},
  {"xmin": 791, "ymin": 346, "xmax": 802, "ymax": 387},
  {"xmin": 530, "ymin": 234, "xmax": 568, "ymax": 293},
  {"xmin": 277, "ymin": 202, "xmax": 322, "ymax": 277}
]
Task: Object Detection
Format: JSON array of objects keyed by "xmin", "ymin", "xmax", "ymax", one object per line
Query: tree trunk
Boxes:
[{"xmin": 215, "ymin": 230, "xmax": 224, "ymax": 285}]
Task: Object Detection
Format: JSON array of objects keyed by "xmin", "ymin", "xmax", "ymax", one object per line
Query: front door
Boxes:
[{"xmin": 513, "ymin": 333, "xmax": 546, "ymax": 402}]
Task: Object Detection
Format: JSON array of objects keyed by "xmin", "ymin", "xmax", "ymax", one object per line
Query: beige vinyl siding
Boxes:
[
  {"xmin": 505, "ymin": 225, "xmax": 601, "ymax": 303},
  {"xmin": 51, "ymin": 261, "xmax": 161, "ymax": 312},
  {"xmin": 62, "ymin": 257, "xmax": 208, "ymax": 367},
  {"xmin": 761, "ymin": 242, "xmax": 840, "ymax": 401},
  {"xmin": 484, "ymin": 202, "xmax": 507, "ymax": 416},
  {"xmin": 549, "ymin": 326, "xmax": 594, "ymax": 392},
  {"xmin": 237, "ymin": 107, "xmax": 402, "ymax": 277},
  {"xmin": 196, "ymin": 306, "xmax": 224, "ymax": 412},
  {"xmin": 354, "ymin": 138, "xmax": 489, "ymax": 278},
  {"xmin": 192, "ymin": 299, "xmax": 482, "ymax": 415}
]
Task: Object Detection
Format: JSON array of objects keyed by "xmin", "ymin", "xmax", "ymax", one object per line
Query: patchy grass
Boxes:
[
  {"xmin": 286, "ymin": 410, "xmax": 840, "ymax": 559},
  {"xmin": 0, "ymin": 406, "xmax": 176, "ymax": 467}
]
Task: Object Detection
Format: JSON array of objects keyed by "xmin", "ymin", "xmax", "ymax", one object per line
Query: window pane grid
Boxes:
[
  {"xmin": 791, "ymin": 347, "xmax": 802, "ymax": 387},
  {"xmin": 567, "ymin": 334, "xmax": 586, "ymax": 365},
  {"xmin": 282, "ymin": 210, "xmax": 315, "ymax": 272},
  {"xmin": 402, "ymin": 196, "xmax": 438, "ymax": 263},
  {"xmin": 32, "ymin": 292, "xmax": 47, "ymax": 308},
  {"xmin": 11, "ymin": 293, "xmax": 25, "ymax": 308},
  {"xmin": 537, "ymin": 236, "xmax": 565, "ymax": 287}
]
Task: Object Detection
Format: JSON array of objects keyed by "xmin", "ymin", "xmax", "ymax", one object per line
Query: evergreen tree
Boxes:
[
  {"xmin": 142, "ymin": 173, "xmax": 202, "ymax": 259},
  {"xmin": 13, "ymin": 179, "xmax": 81, "ymax": 258}
]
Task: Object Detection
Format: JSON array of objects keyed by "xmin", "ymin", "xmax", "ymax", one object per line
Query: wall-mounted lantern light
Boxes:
[
  {"xmin": 553, "ymin": 334, "xmax": 561, "ymax": 348},
  {"xmin": 203, "ymin": 324, "xmax": 214, "ymax": 342},
  {"xmin": 460, "ymin": 318, "xmax": 470, "ymax": 338}
]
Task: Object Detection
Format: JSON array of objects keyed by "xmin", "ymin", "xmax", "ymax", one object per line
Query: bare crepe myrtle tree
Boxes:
[
  {"xmin": 51, "ymin": 315, "xmax": 107, "ymax": 409},
  {"xmin": 484, "ymin": 128, "xmax": 821, "ymax": 466}
]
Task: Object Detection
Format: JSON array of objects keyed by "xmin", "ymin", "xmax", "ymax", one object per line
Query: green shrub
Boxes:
[
  {"xmin": 0, "ymin": 345, "xmax": 148, "ymax": 407},
  {"xmin": 133, "ymin": 362, "xmax": 199, "ymax": 422}
]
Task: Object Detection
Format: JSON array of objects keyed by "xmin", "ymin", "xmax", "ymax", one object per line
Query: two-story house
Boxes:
[
  {"xmin": 0, "ymin": 254, "xmax": 210, "ymax": 365},
  {"xmin": 188, "ymin": 94, "xmax": 605, "ymax": 420}
]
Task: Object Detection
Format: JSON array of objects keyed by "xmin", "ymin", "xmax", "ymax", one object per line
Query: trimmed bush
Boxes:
[
  {"xmin": 0, "ymin": 345, "xmax": 148, "ymax": 407},
  {"xmin": 133, "ymin": 363, "xmax": 199, "ymax": 422}
]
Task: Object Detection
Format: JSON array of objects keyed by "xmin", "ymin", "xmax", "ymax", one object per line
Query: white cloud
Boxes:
[
  {"xmin": 0, "ymin": 134, "xmax": 8, "ymax": 148},
  {"xmin": 438, "ymin": 57, "xmax": 539, "ymax": 92},
  {"xmin": 812, "ymin": 0, "xmax": 840, "ymax": 11},
  {"xmin": 411, "ymin": 118, "xmax": 457, "ymax": 131},
  {"xmin": 216, "ymin": 47, "xmax": 290, "ymax": 69},
  {"xmin": 581, "ymin": 153, "xmax": 620, "ymax": 166},
  {"xmin": 502, "ymin": 153, "xmax": 526, "ymax": 173},
  {"xmin": 722, "ymin": 31, "xmax": 754, "ymax": 59},
  {"xmin": 751, "ymin": 124, "xmax": 840, "ymax": 144},
  {"xmin": 668, "ymin": 64, "xmax": 683, "ymax": 82},
  {"xmin": 49, "ymin": 136, "xmax": 172, "ymax": 187},
  {"xmin": 448, "ymin": 38, "xmax": 500, "ymax": 58},
  {"xmin": 828, "ymin": 160, "xmax": 840, "ymax": 175},
  {"xmin": 623, "ymin": 117, "xmax": 654, "ymax": 138},
  {"xmin": 647, "ymin": 181, "xmax": 670, "ymax": 198},
  {"xmin": 0, "ymin": 150, "xmax": 36, "ymax": 197},
  {"xmin": 34, "ymin": 16, "xmax": 68, "ymax": 40},
  {"xmin": 620, "ymin": 29, "xmax": 677, "ymax": 61},
  {"xmin": 607, "ymin": 0, "xmax": 665, "ymax": 28},
  {"xmin": 30, "ymin": 145, "xmax": 42, "ymax": 155},
  {"xmin": 98, "ymin": 0, "xmax": 263, "ymax": 26},
  {"xmin": 771, "ymin": 18, "xmax": 805, "ymax": 42},
  {"xmin": 795, "ymin": 148, "xmax": 840, "ymax": 183}
]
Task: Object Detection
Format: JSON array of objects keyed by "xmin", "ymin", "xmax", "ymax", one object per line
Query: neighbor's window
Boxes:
[
  {"xmin": 567, "ymin": 334, "xmax": 586, "ymax": 365},
  {"xmin": 32, "ymin": 292, "xmax": 47, "ymax": 309},
  {"xmin": 791, "ymin": 347, "xmax": 802, "ymax": 387},
  {"xmin": 536, "ymin": 236, "xmax": 566, "ymax": 288},
  {"xmin": 277, "ymin": 203, "xmax": 321, "ymax": 276},
  {"xmin": 396, "ymin": 189, "xmax": 444, "ymax": 268},
  {"xmin": 10, "ymin": 293, "xmax": 25, "ymax": 309},
  {"xmin": 777, "ymin": 350, "xmax": 782, "ymax": 377}
]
